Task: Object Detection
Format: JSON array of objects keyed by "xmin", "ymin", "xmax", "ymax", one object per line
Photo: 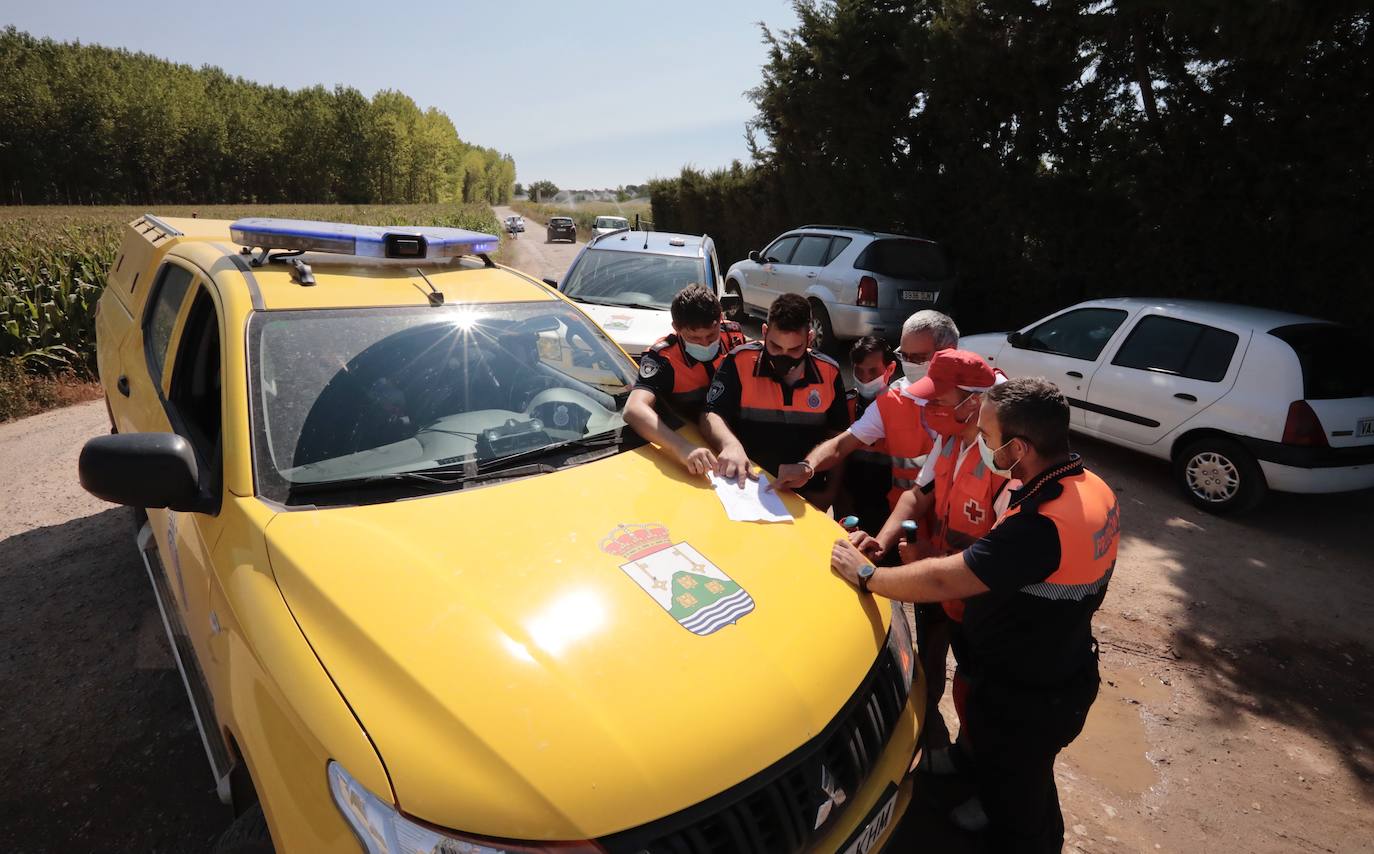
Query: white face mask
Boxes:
[
  {"xmin": 682, "ymin": 339, "xmax": 720, "ymax": 362},
  {"xmin": 901, "ymin": 360, "xmax": 928, "ymax": 384},
  {"xmin": 854, "ymin": 374, "xmax": 887, "ymax": 399},
  {"xmin": 977, "ymin": 434, "xmax": 1020, "ymax": 478}
]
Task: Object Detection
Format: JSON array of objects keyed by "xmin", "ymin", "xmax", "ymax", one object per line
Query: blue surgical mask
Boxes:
[{"xmin": 683, "ymin": 339, "xmax": 720, "ymax": 362}]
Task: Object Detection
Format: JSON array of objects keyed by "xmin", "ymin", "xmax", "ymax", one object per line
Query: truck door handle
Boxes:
[
  {"xmin": 1174, "ymin": 392, "xmax": 1197, "ymax": 402},
  {"xmin": 806, "ymin": 272, "xmax": 818, "ymax": 278},
  {"xmin": 117, "ymin": 376, "xmax": 131, "ymax": 397},
  {"xmin": 1066, "ymin": 371, "xmax": 1083, "ymax": 379}
]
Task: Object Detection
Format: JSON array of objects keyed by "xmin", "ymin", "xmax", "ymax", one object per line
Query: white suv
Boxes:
[
  {"xmin": 959, "ymin": 298, "xmax": 1374, "ymax": 513},
  {"xmin": 724, "ymin": 225, "xmax": 955, "ymax": 353}
]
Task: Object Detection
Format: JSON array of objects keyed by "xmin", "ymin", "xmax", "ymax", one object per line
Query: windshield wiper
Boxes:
[
  {"xmin": 473, "ymin": 430, "xmax": 626, "ymax": 473},
  {"xmin": 287, "ymin": 462, "xmax": 559, "ymax": 498}
]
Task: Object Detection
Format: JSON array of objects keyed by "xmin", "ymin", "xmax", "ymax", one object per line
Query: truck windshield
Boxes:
[{"xmin": 248, "ymin": 301, "xmax": 639, "ymax": 504}]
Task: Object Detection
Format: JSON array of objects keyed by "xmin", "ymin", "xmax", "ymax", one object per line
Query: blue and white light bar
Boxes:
[{"xmin": 229, "ymin": 218, "xmax": 499, "ymax": 259}]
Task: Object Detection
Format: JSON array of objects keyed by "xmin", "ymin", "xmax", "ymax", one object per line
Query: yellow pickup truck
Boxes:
[{"xmin": 79, "ymin": 215, "xmax": 923, "ymax": 853}]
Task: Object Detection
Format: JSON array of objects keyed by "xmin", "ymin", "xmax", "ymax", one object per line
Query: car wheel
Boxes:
[
  {"xmin": 724, "ymin": 279, "xmax": 747, "ymax": 322},
  {"xmin": 810, "ymin": 301, "xmax": 839, "ymax": 356},
  {"xmin": 213, "ymin": 804, "xmax": 273, "ymax": 854},
  {"xmin": 1173, "ymin": 436, "xmax": 1268, "ymax": 514}
]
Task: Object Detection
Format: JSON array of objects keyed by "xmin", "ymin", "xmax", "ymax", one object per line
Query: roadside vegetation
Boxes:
[
  {"xmin": 649, "ymin": 2, "xmax": 1372, "ymax": 336},
  {"xmin": 0, "ymin": 203, "xmax": 502, "ymax": 421},
  {"xmin": 509, "ymin": 198, "xmax": 652, "ymax": 235},
  {"xmin": 0, "ymin": 28, "xmax": 516, "ymax": 208}
]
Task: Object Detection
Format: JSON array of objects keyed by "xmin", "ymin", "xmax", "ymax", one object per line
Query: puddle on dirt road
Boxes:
[{"xmin": 1063, "ymin": 664, "xmax": 1170, "ymax": 800}]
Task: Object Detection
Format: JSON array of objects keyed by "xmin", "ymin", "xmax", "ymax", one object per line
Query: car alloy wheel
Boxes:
[{"xmin": 1185, "ymin": 451, "xmax": 1239, "ymax": 503}]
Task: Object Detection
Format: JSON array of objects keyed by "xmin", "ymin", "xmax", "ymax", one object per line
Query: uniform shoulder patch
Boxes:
[
  {"xmin": 706, "ymin": 377, "xmax": 726, "ymax": 404},
  {"xmin": 639, "ymin": 356, "xmax": 663, "ymax": 379}
]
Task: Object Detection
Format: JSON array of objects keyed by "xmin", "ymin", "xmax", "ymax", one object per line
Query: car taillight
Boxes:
[
  {"xmin": 857, "ymin": 276, "xmax": 878, "ymax": 307},
  {"xmin": 1282, "ymin": 400, "xmax": 1328, "ymax": 447}
]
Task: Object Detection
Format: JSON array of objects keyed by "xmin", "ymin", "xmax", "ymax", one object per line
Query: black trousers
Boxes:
[{"xmin": 966, "ymin": 663, "xmax": 1099, "ymax": 853}]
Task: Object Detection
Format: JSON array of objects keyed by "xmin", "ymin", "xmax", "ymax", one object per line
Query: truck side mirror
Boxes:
[
  {"xmin": 79, "ymin": 433, "xmax": 203, "ymax": 511},
  {"xmin": 1007, "ymin": 331, "xmax": 1027, "ymax": 348},
  {"xmin": 748, "ymin": 250, "xmax": 761, "ymax": 263},
  {"xmin": 542, "ymin": 277, "xmax": 560, "ymax": 290}
]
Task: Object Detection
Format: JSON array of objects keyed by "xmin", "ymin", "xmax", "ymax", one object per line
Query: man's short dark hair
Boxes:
[
  {"xmin": 767, "ymin": 293, "xmax": 812, "ymax": 333},
  {"xmin": 849, "ymin": 335, "xmax": 890, "ymax": 366},
  {"xmin": 985, "ymin": 377, "xmax": 1071, "ymax": 457},
  {"xmin": 670, "ymin": 284, "xmax": 722, "ymax": 329}
]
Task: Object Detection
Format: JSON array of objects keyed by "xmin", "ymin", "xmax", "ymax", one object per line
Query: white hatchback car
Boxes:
[{"xmin": 959, "ymin": 298, "xmax": 1374, "ymax": 513}]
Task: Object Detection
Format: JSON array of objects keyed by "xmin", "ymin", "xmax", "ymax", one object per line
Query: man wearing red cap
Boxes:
[{"xmin": 852, "ymin": 350, "xmax": 1012, "ymax": 809}]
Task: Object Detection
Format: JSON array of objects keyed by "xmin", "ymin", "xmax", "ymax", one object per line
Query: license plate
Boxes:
[
  {"xmin": 901, "ymin": 290, "xmax": 937, "ymax": 302},
  {"xmin": 1360, "ymin": 417, "xmax": 1374, "ymax": 438},
  {"xmin": 839, "ymin": 784, "xmax": 900, "ymax": 854}
]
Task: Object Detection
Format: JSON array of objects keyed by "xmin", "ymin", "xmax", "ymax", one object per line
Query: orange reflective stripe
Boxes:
[{"xmin": 999, "ymin": 469, "xmax": 1120, "ymax": 601}]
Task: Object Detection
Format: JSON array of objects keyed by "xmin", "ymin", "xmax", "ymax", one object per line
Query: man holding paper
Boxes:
[{"xmin": 700, "ymin": 294, "xmax": 850, "ymax": 506}]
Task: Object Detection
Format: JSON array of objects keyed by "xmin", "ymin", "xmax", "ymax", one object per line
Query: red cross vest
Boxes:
[
  {"xmin": 646, "ymin": 322, "xmax": 747, "ymax": 415},
  {"xmin": 929, "ymin": 436, "xmax": 1010, "ymax": 621},
  {"xmin": 874, "ymin": 384, "xmax": 935, "ymax": 509}
]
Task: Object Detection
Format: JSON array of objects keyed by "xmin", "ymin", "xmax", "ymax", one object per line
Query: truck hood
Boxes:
[
  {"xmin": 573, "ymin": 302, "xmax": 672, "ymax": 357},
  {"xmin": 265, "ymin": 445, "xmax": 890, "ymax": 840}
]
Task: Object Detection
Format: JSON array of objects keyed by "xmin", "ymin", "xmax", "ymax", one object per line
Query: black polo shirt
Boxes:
[{"xmin": 957, "ymin": 455, "xmax": 1112, "ymax": 688}]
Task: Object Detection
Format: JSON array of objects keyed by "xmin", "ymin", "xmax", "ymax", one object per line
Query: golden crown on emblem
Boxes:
[{"xmin": 599, "ymin": 523, "xmax": 672, "ymax": 561}]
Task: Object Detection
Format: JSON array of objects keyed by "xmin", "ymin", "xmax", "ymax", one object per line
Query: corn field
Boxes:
[{"xmin": 0, "ymin": 204, "xmax": 503, "ymax": 378}]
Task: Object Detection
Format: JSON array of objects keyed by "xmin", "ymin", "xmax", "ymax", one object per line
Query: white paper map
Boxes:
[{"xmin": 709, "ymin": 473, "xmax": 794, "ymax": 523}]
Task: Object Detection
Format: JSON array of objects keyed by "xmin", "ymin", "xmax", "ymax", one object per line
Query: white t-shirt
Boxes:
[{"xmin": 848, "ymin": 377, "xmax": 930, "ymax": 445}]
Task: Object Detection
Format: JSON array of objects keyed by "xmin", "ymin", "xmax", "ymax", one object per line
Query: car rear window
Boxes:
[
  {"xmin": 1268, "ymin": 323, "xmax": 1371, "ymax": 399},
  {"xmin": 1111, "ymin": 315, "xmax": 1239, "ymax": 382},
  {"xmin": 855, "ymin": 239, "xmax": 950, "ymax": 280}
]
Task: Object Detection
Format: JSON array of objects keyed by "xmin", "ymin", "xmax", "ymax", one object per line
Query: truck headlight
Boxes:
[
  {"xmin": 887, "ymin": 600, "xmax": 915, "ymax": 695},
  {"xmin": 327, "ymin": 761, "xmax": 602, "ymax": 854}
]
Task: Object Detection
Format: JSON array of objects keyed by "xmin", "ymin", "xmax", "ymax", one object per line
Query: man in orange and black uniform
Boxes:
[
  {"xmin": 830, "ymin": 377, "xmax": 1120, "ymax": 851},
  {"xmin": 702, "ymin": 293, "xmax": 849, "ymax": 505},
  {"xmin": 623, "ymin": 284, "xmax": 748, "ymax": 476},
  {"xmin": 837, "ymin": 336, "xmax": 898, "ymax": 529}
]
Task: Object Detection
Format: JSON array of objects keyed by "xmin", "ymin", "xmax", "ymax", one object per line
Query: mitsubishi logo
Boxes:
[
  {"xmin": 813, "ymin": 764, "xmax": 847, "ymax": 830},
  {"xmin": 964, "ymin": 498, "xmax": 985, "ymax": 525}
]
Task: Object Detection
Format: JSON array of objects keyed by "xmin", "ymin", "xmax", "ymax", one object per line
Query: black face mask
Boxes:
[{"xmin": 767, "ymin": 351, "xmax": 803, "ymax": 381}]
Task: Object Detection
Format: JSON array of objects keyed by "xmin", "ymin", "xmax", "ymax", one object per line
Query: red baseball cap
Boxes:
[{"xmin": 910, "ymin": 349, "xmax": 997, "ymax": 401}]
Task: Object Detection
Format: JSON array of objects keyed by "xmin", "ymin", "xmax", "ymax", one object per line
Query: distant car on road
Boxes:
[
  {"xmin": 546, "ymin": 216, "xmax": 577, "ymax": 243},
  {"xmin": 504, "ymin": 215, "xmax": 524, "ymax": 233},
  {"xmin": 591, "ymin": 215, "xmax": 630, "ymax": 237},
  {"xmin": 725, "ymin": 225, "xmax": 955, "ymax": 353},
  {"xmin": 959, "ymin": 298, "xmax": 1374, "ymax": 513},
  {"xmin": 551, "ymin": 230, "xmax": 737, "ymax": 358}
]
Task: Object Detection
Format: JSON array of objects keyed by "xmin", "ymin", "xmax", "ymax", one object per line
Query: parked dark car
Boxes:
[{"xmin": 547, "ymin": 216, "xmax": 577, "ymax": 243}]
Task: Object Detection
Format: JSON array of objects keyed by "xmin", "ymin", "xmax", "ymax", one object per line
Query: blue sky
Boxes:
[{"xmin": 5, "ymin": 1, "xmax": 799, "ymax": 189}]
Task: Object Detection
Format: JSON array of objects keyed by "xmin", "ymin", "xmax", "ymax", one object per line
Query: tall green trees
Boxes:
[
  {"xmin": 652, "ymin": 1, "xmax": 1373, "ymax": 333},
  {"xmin": 0, "ymin": 28, "xmax": 515, "ymax": 206}
]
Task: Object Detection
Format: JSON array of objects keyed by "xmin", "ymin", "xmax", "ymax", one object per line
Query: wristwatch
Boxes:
[
  {"xmin": 798, "ymin": 460, "xmax": 815, "ymax": 481},
  {"xmin": 857, "ymin": 562, "xmax": 877, "ymax": 594}
]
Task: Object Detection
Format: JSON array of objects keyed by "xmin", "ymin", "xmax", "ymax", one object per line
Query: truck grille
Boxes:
[{"xmin": 599, "ymin": 647, "xmax": 911, "ymax": 854}]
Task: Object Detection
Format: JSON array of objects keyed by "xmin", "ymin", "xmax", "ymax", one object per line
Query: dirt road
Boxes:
[
  {"xmin": 2, "ymin": 361, "xmax": 1371, "ymax": 848},
  {"xmin": 493, "ymin": 204, "xmax": 586, "ymax": 284}
]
